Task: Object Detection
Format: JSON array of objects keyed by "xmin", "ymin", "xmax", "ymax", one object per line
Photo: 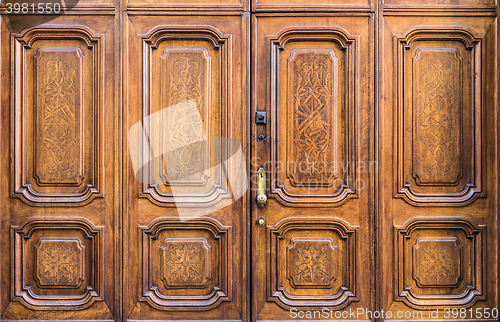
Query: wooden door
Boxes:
[
  {"xmin": 1, "ymin": 0, "xmax": 499, "ymax": 320},
  {"xmin": 378, "ymin": 4, "xmax": 500, "ymax": 320},
  {"xmin": 252, "ymin": 13, "xmax": 375, "ymax": 320},
  {"xmin": 0, "ymin": 11, "xmax": 119, "ymax": 320}
]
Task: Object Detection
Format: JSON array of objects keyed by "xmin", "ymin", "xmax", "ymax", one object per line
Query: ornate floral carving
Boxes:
[
  {"xmin": 161, "ymin": 52, "xmax": 207, "ymax": 182},
  {"xmin": 413, "ymin": 237, "xmax": 461, "ymax": 287},
  {"xmin": 37, "ymin": 54, "xmax": 80, "ymax": 183},
  {"xmin": 35, "ymin": 238, "xmax": 84, "ymax": 287},
  {"xmin": 290, "ymin": 53, "xmax": 335, "ymax": 183},
  {"xmin": 414, "ymin": 50, "xmax": 461, "ymax": 184},
  {"xmin": 287, "ymin": 237, "xmax": 337, "ymax": 289},
  {"xmin": 161, "ymin": 238, "xmax": 210, "ymax": 288}
]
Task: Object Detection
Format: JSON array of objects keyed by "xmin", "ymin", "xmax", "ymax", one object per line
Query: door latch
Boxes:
[
  {"xmin": 255, "ymin": 111, "xmax": 267, "ymax": 125},
  {"xmin": 256, "ymin": 168, "xmax": 267, "ymax": 208}
]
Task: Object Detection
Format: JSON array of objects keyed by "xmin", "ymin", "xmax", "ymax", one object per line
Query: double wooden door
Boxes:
[{"xmin": 0, "ymin": 0, "xmax": 498, "ymax": 321}]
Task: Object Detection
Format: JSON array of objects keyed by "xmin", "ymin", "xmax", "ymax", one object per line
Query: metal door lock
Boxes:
[{"xmin": 257, "ymin": 216, "xmax": 265, "ymax": 226}]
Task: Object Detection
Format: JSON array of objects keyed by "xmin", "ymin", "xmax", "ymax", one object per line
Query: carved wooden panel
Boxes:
[
  {"xmin": 413, "ymin": 237, "xmax": 462, "ymax": 287},
  {"xmin": 161, "ymin": 237, "xmax": 211, "ymax": 288},
  {"xmin": 35, "ymin": 237, "xmax": 85, "ymax": 288},
  {"xmin": 395, "ymin": 28, "xmax": 483, "ymax": 206},
  {"xmin": 269, "ymin": 28, "xmax": 359, "ymax": 206},
  {"xmin": 139, "ymin": 27, "xmax": 232, "ymax": 207},
  {"xmin": 140, "ymin": 218, "xmax": 231, "ymax": 310},
  {"xmin": 287, "ymin": 237, "xmax": 337, "ymax": 289},
  {"xmin": 268, "ymin": 218, "xmax": 358, "ymax": 309},
  {"xmin": 11, "ymin": 218, "xmax": 103, "ymax": 310},
  {"xmin": 395, "ymin": 218, "xmax": 485, "ymax": 308},
  {"xmin": 11, "ymin": 27, "xmax": 103, "ymax": 206}
]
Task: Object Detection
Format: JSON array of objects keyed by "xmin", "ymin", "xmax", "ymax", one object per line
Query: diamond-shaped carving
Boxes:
[
  {"xmin": 413, "ymin": 237, "xmax": 462, "ymax": 287},
  {"xmin": 35, "ymin": 237, "xmax": 85, "ymax": 288},
  {"xmin": 161, "ymin": 238, "xmax": 211, "ymax": 288},
  {"xmin": 287, "ymin": 237, "xmax": 337, "ymax": 288}
]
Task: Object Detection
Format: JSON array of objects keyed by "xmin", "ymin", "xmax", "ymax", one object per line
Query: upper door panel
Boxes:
[{"xmin": 251, "ymin": 0, "xmax": 371, "ymax": 12}]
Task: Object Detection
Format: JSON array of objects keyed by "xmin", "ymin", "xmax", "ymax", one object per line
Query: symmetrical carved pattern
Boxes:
[
  {"xmin": 287, "ymin": 237, "xmax": 336, "ymax": 288},
  {"xmin": 36, "ymin": 52, "xmax": 82, "ymax": 184},
  {"xmin": 140, "ymin": 27, "xmax": 232, "ymax": 207},
  {"xmin": 141, "ymin": 218, "xmax": 231, "ymax": 310},
  {"xmin": 269, "ymin": 218, "xmax": 358, "ymax": 309},
  {"xmin": 395, "ymin": 28, "xmax": 483, "ymax": 206},
  {"xmin": 160, "ymin": 49, "xmax": 208, "ymax": 184},
  {"xmin": 413, "ymin": 237, "xmax": 462, "ymax": 287},
  {"xmin": 12, "ymin": 27, "xmax": 103, "ymax": 206},
  {"xmin": 414, "ymin": 50, "xmax": 461, "ymax": 185},
  {"xmin": 161, "ymin": 238, "xmax": 211, "ymax": 288},
  {"xmin": 290, "ymin": 51, "xmax": 336, "ymax": 185},
  {"xmin": 395, "ymin": 217, "xmax": 485, "ymax": 308},
  {"xmin": 269, "ymin": 28, "xmax": 359, "ymax": 206},
  {"xmin": 35, "ymin": 238, "xmax": 85, "ymax": 288},
  {"xmin": 11, "ymin": 218, "xmax": 103, "ymax": 310}
]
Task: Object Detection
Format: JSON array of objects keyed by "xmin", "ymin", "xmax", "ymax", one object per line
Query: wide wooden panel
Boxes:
[
  {"xmin": 11, "ymin": 218, "xmax": 104, "ymax": 310},
  {"xmin": 11, "ymin": 27, "xmax": 103, "ymax": 206},
  {"xmin": 268, "ymin": 218, "xmax": 357, "ymax": 309},
  {"xmin": 395, "ymin": 28, "xmax": 483, "ymax": 206},
  {"xmin": 140, "ymin": 218, "xmax": 231, "ymax": 310},
  {"xmin": 269, "ymin": 28, "xmax": 359, "ymax": 206},
  {"xmin": 125, "ymin": 14, "xmax": 248, "ymax": 321},
  {"xmin": 394, "ymin": 218, "xmax": 485, "ymax": 308}
]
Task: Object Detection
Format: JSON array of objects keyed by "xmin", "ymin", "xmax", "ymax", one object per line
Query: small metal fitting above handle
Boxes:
[{"xmin": 256, "ymin": 168, "xmax": 267, "ymax": 208}]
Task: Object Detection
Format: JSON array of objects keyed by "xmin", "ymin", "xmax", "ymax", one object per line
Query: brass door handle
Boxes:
[{"xmin": 256, "ymin": 168, "xmax": 267, "ymax": 208}]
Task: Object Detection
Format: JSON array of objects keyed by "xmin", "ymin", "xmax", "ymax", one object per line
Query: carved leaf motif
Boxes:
[
  {"xmin": 37, "ymin": 240, "xmax": 82, "ymax": 286},
  {"xmin": 293, "ymin": 245, "xmax": 331, "ymax": 284},
  {"xmin": 38, "ymin": 54, "xmax": 79, "ymax": 182},
  {"xmin": 164, "ymin": 243, "xmax": 206, "ymax": 285},
  {"xmin": 414, "ymin": 239, "xmax": 461, "ymax": 287},
  {"xmin": 291, "ymin": 54, "xmax": 335, "ymax": 183},
  {"xmin": 162, "ymin": 55, "xmax": 206, "ymax": 181},
  {"xmin": 414, "ymin": 51, "xmax": 461, "ymax": 184}
]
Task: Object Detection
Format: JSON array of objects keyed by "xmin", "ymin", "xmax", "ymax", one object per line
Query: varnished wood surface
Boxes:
[{"xmin": 0, "ymin": 0, "xmax": 498, "ymax": 321}]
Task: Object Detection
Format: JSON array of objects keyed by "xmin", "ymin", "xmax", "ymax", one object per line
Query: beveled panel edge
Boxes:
[
  {"xmin": 393, "ymin": 217, "xmax": 486, "ymax": 309},
  {"xmin": 268, "ymin": 27, "xmax": 360, "ymax": 207},
  {"xmin": 138, "ymin": 25, "xmax": 234, "ymax": 207},
  {"xmin": 393, "ymin": 27, "xmax": 485, "ymax": 206},
  {"xmin": 267, "ymin": 217, "xmax": 359, "ymax": 309},
  {"xmin": 10, "ymin": 217, "xmax": 105, "ymax": 310},
  {"xmin": 11, "ymin": 25, "xmax": 104, "ymax": 206},
  {"xmin": 139, "ymin": 217, "xmax": 232, "ymax": 310}
]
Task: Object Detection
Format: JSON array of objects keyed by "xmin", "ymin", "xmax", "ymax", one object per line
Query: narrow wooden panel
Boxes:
[
  {"xmin": 287, "ymin": 50, "xmax": 338, "ymax": 187},
  {"xmin": 269, "ymin": 27, "xmax": 359, "ymax": 206},
  {"xmin": 395, "ymin": 28, "xmax": 483, "ymax": 206},
  {"xmin": 160, "ymin": 48, "xmax": 209, "ymax": 185},
  {"xmin": 11, "ymin": 27, "xmax": 103, "ymax": 206},
  {"xmin": 11, "ymin": 218, "xmax": 104, "ymax": 310},
  {"xmin": 394, "ymin": 218, "xmax": 485, "ymax": 308},
  {"xmin": 35, "ymin": 48, "xmax": 83, "ymax": 185},
  {"xmin": 140, "ymin": 26, "xmax": 231, "ymax": 207},
  {"xmin": 413, "ymin": 49, "xmax": 461, "ymax": 185}
]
